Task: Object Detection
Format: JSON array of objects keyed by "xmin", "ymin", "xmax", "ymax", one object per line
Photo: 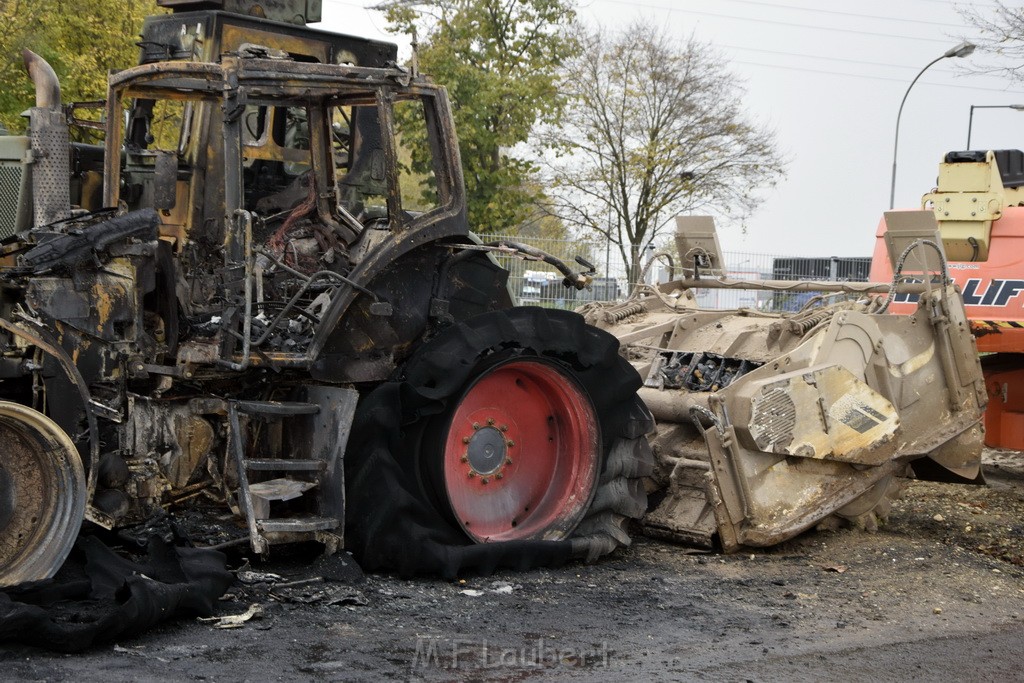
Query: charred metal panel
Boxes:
[
  {"xmin": 124, "ymin": 398, "xmax": 217, "ymax": 490},
  {"xmin": 313, "ymin": 245, "xmax": 510, "ymax": 383},
  {"xmin": 158, "ymin": 0, "xmax": 322, "ymax": 25},
  {"xmin": 298, "ymin": 385, "xmax": 356, "ymax": 538},
  {"xmin": 140, "ymin": 11, "xmax": 396, "ymax": 66},
  {"xmin": 26, "ymin": 262, "xmax": 141, "ymax": 344}
]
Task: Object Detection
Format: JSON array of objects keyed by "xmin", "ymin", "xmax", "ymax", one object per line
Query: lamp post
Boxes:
[
  {"xmin": 967, "ymin": 104, "xmax": 1024, "ymax": 149},
  {"xmin": 889, "ymin": 41, "xmax": 976, "ymax": 209}
]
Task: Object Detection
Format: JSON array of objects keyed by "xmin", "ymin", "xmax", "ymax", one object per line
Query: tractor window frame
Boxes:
[
  {"xmin": 322, "ymin": 87, "xmax": 457, "ymax": 231},
  {"xmin": 104, "ymin": 66, "xmax": 461, "ymax": 237},
  {"xmin": 104, "ymin": 79, "xmax": 221, "ymax": 210},
  {"xmin": 374, "ymin": 87, "xmax": 457, "ymax": 231}
]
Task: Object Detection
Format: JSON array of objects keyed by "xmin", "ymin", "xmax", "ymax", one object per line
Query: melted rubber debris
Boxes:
[{"xmin": 0, "ymin": 535, "xmax": 232, "ymax": 652}]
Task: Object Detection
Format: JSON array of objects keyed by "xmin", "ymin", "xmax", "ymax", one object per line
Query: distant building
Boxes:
[{"xmin": 770, "ymin": 256, "xmax": 871, "ymax": 311}]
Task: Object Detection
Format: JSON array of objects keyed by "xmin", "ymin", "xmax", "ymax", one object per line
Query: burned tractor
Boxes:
[
  {"xmin": 0, "ymin": 0, "xmax": 991, "ymax": 587},
  {"xmin": 583, "ymin": 215, "xmax": 987, "ymax": 550},
  {"xmin": 0, "ymin": 2, "xmax": 653, "ymax": 584}
]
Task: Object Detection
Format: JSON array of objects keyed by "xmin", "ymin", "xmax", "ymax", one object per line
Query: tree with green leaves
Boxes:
[
  {"xmin": 537, "ymin": 22, "xmax": 786, "ymax": 285},
  {"xmin": 381, "ymin": 0, "xmax": 578, "ymax": 234},
  {"xmin": 0, "ymin": 0, "xmax": 159, "ymax": 133}
]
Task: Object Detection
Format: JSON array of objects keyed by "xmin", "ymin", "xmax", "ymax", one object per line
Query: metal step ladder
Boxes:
[{"xmin": 227, "ymin": 386, "xmax": 358, "ymax": 554}]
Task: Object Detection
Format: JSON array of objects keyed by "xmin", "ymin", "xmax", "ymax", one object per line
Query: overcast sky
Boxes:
[{"xmin": 320, "ymin": 0, "xmax": 1023, "ymax": 258}]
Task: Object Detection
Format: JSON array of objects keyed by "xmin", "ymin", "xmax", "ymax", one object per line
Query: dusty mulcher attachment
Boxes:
[{"xmin": 584, "ymin": 212, "xmax": 988, "ymax": 551}]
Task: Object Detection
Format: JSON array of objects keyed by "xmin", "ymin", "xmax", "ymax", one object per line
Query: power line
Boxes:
[
  {"xmin": 717, "ymin": 43, "xmax": 1007, "ymax": 82},
  {"xmin": 732, "ymin": 59, "xmax": 1023, "ymax": 94},
  {"xmin": 326, "ymin": 0, "xmax": 1014, "ymax": 90},
  {"xmin": 324, "ymin": 0, "xmax": 394, "ymax": 11},
  {"xmin": 588, "ymin": 0, "xmax": 955, "ymax": 44},
  {"xmin": 707, "ymin": 0, "xmax": 964, "ymax": 29},
  {"xmin": 347, "ymin": 0, "xmax": 983, "ymax": 53},
  {"xmin": 906, "ymin": 0, "xmax": 997, "ymax": 6}
]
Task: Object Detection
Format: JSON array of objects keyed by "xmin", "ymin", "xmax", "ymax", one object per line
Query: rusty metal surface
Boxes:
[
  {"xmin": 140, "ymin": 10, "xmax": 396, "ymax": 67},
  {"xmin": 0, "ymin": 402, "xmax": 84, "ymax": 586},
  {"xmin": 155, "ymin": 0, "xmax": 323, "ymax": 26}
]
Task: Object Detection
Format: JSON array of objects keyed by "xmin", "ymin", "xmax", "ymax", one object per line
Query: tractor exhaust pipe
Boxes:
[
  {"xmin": 22, "ymin": 50, "xmax": 61, "ymax": 109},
  {"xmin": 20, "ymin": 49, "xmax": 70, "ymax": 228}
]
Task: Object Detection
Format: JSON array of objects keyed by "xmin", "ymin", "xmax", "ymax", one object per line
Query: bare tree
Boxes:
[
  {"xmin": 958, "ymin": 2, "xmax": 1024, "ymax": 84},
  {"xmin": 537, "ymin": 22, "xmax": 785, "ymax": 284}
]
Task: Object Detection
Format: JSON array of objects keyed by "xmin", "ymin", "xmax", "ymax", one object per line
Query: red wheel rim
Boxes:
[{"xmin": 442, "ymin": 359, "xmax": 600, "ymax": 543}]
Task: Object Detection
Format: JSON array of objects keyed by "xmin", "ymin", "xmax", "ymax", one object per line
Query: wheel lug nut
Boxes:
[
  {"xmin": 460, "ymin": 455, "xmax": 468, "ymax": 463},
  {"xmin": 500, "ymin": 424, "xmax": 508, "ymax": 432},
  {"xmin": 462, "ymin": 436, "xmax": 470, "ymax": 444},
  {"xmin": 482, "ymin": 477, "xmax": 489, "ymax": 484},
  {"xmin": 505, "ymin": 457, "xmax": 513, "ymax": 465},
  {"xmin": 496, "ymin": 472, "xmax": 503, "ymax": 480},
  {"xmin": 487, "ymin": 418, "xmax": 495, "ymax": 426},
  {"xmin": 472, "ymin": 423, "xmax": 480, "ymax": 430},
  {"xmin": 507, "ymin": 440, "xmax": 515, "ymax": 447},
  {"xmin": 468, "ymin": 471, "xmax": 476, "ymax": 478}
]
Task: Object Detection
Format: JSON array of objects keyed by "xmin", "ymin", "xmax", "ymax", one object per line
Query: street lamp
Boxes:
[
  {"xmin": 889, "ymin": 41, "xmax": 976, "ymax": 209},
  {"xmin": 966, "ymin": 104, "xmax": 1024, "ymax": 149}
]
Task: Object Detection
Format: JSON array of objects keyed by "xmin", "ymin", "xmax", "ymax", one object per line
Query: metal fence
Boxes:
[{"xmin": 478, "ymin": 233, "xmax": 872, "ymax": 311}]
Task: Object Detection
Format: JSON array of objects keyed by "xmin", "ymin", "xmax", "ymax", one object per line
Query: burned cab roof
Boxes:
[
  {"xmin": 139, "ymin": 9, "xmax": 398, "ymax": 67},
  {"xmin": 109, "ymin": 56, "xmax": 424, "ymax": 101}
]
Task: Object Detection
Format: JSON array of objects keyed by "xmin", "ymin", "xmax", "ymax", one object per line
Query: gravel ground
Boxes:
[{"xmin": 2, "ymin": 450, "xmax": 1022, "ymax": 681}]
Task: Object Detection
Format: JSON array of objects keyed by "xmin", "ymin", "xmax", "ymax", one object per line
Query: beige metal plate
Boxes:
[{"xmin": 743, "ymin": 365, "xmax": 899, "ymax": 466}]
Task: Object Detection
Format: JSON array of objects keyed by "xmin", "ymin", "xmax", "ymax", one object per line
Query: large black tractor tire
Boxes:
[{"xmin": 344, "ymin": 307, "xmax": 654, "ymax": 578}]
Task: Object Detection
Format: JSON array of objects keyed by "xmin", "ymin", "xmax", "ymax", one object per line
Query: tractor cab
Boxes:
[{"xmin": 99, "ymin": 52, "xmax": 467, "ymax": 367}]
